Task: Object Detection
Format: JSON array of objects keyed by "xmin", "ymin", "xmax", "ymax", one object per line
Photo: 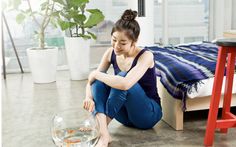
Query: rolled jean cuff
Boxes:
[
  {"xmin": 92, "ymin": 109, "xmax": 115, "ymax": 119},
  {"xmin": 92, "ymin": 109, "xmax": 105, "ymax": 116}
]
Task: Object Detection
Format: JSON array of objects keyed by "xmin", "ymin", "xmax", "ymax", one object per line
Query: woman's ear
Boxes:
[{"xmin": 131, "ymin": 41, "xmax": 137, "ymax": 47}]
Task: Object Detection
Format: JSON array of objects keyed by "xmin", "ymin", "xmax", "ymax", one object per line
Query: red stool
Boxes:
[{"xmin": 204, "ymin": 38, "xmax": 236, "ymax": 146}]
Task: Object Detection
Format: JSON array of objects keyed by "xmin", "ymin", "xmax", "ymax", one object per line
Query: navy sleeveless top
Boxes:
[{"xmin": 110, "ymin": 48, "xmax": 161, "ymax": 105}]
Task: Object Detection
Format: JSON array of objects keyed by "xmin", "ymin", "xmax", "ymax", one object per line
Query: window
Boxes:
[
  {"xmin": 184, "ymin": 36, "xmax": 205, "ymax": 43},
  {"xmin": 168, "ymin": 37, "xmax": 180, "ymax": 45},
  {"xmin": 3, "ymin": 0, "xmax": 210, "ymax": 72},
  {"xmin": 154, "ymin": 0, "xmax": 163, "ymax": 44},
  {"xmin": 3, "ymin": 0, "xmax": 130, "ymax": 72},
  {"xmin": 154, "ymin": 0, "xmax": 209, "ymax": 45},
  {"xmin": 3, "ymin": 1, "xmax": 65, "ymax": 72}
]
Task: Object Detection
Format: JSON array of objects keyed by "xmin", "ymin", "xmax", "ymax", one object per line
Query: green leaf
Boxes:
[
  {"xmin": 51, "ymin": 11, "xmax": 60, "ymax": 17},
  {"xmin": 16, "ymin": 13, "xmax": 25, "ymax": 24},
  {"xmin": 86, "ymin": 9, "xmax": 102, "ymax": 13},
  {"xmin": 58, "ymin": 20, "xmax": 71, "ymax": 30},
  {"xmin": 58, "ymin": 20, "xmax": 76, "ymax": 30},
  {"xmin": 69, "ymin": 0, "xmax": 89, "ymax": 8},
  {"xmin": 84, "ymin": 9, "xmax": 104, "ymax": 28},
  {"xmin": 59, "ymin": 11, "xmax": 72, "ymax": 20},
  {"xmin": 87, "ymin": 31, "xmax": 97, "ymax": 40},
  {"xmin": 73, "ymin": 14, "xmax": 86, "ymax": 25}
]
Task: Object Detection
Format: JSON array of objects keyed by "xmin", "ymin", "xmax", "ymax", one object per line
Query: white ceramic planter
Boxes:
[
  {"xmin": 27, "ymin": 47, "xmax": 58, "ymax": 83},
  {"xmin": 64, "ymin": 37, "xmax": 90, "ymax": 80}
]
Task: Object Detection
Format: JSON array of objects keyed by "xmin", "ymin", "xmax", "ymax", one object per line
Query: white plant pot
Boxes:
[
  {"xmin": 64, "ymin": 37, "xmax": 90, "ymax": 80},
  {"xmin": 27, "ymin": 47, "xmax": 58, "ymax": 83}
]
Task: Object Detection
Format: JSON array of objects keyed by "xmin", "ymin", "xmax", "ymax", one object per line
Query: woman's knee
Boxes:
[
  {"xmin": 91, "ymin": 80, "xmax": 110, "ymax": 98},
  {"xmin": 126, "ymin": 83, "xmax": 145, "ymax": 99},
  {"xmin": 92, "ymin": 80, "xmax": 106, "ymax": 89}
]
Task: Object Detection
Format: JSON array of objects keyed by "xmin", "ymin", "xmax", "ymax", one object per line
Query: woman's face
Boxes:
[{"xmin": 111, "ymin": 31, "xmax": 134, "ymax": 56}]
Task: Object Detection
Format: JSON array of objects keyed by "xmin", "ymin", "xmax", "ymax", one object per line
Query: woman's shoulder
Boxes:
[
  {"xmin": 137, "ymin": 49, "xmax": 154, "ymax": 68},
  {"xmin": 104, "ymin": 47, "xmax": 114, "ymax": 63},
  {"xmin": 140, "ymin": 48, "xmax": 154, "ymax": 58},
  {"xmin": 107, "ymin": 47, "xmax": 113, "ymax": 53}
]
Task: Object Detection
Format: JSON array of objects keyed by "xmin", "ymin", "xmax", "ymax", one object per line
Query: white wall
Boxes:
[
  {"xmin": 128, "ymin": 0, "xmax": 154, "ymax": 46},
  {"xmin": 232, "ymin": 0, "xmax": 236, "ymax": 29},
  {"xmin": 213, "ymin": 0, "xmax": 232, "ymax": 38}
]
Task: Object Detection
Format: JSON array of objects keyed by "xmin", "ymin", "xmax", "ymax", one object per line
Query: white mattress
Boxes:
[{"xmin": 187, "ymin": 74, "xmax": 236, "ymax": 98}]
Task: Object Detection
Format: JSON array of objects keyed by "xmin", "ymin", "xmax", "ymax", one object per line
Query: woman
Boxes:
[{"xmin": 83, "ymin": 9, "xmax": 162, "ymax": 147}]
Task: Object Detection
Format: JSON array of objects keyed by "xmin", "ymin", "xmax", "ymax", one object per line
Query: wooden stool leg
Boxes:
[
  {"xmin": 220, "ymin": 51, "xmax": 236, "ymax": 133},
  {"xmin": 204, "ymin": 47, "xmax": 227, "ymax": 146}
]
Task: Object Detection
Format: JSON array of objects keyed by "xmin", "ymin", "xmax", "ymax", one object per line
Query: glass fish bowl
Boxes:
[{"xmin": 51, "ymin": 109, "xmax": 100, "ymax": 147}]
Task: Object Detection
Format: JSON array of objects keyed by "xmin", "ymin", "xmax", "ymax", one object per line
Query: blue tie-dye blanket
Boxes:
[{"xmin": 146, "ymin": 42, "xmax": 219, "ymax": 110}]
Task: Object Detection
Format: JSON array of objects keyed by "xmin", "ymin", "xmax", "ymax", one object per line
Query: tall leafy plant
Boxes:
[
  {"xmin": 52, "ymin": 0, "xmax": 105, "ymax": 39},
  {"xmin": 8, "ymin": 0, "xmax": 56, "ymax": 49}
]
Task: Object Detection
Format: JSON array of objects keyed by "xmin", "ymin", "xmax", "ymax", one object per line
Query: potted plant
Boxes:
[
  {"xmin": 11, "ymin": 0, "xmax": 58, "ymax": 83},
  {"xmin": 52, "ymin": 0, "xmax": 105, "ymax": 80}
]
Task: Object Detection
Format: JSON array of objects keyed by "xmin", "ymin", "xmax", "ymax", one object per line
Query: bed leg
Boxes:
[
  {"xmin": 161, "ymin": 96, "xmax": 184, "ymax": 130},
  {"xmin": 157, "ymin": 78, "xmax": 184, "ymax": 130}
]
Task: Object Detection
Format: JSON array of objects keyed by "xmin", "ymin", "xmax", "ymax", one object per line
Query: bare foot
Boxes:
[{"xmin": 95, "ymin": 135, "xmax": 112, "ymax": 147}]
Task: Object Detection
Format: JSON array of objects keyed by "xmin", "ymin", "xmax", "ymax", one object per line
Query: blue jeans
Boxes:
[{"xmin": 91, "ymin": 72, "xmax": 162, "ymax": 130}]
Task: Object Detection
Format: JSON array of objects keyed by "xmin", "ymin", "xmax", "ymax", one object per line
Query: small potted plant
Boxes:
[
  {"xmin": 52, "ymin": 0, "xmax": 105, "ymax": 80},
  {"xmin": 12, "ymin": 0, "xmax": 58, "ymax": 83}
]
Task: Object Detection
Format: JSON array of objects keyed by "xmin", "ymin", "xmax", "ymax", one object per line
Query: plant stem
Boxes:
[
  {"xmin": 81, "ymin": 26, "xmax": 85, "ymax": 36},
  {"xmin": 28, "ymin": 0, "xmax": 56, "ymax": 48},
  {"xmin": 26, "ymin": 0, "xmax": 40, "ymax": 27},
  {"xmin": 64, "ymin": 0, "xmax": 72, "ymax": 37},
  {"xmin": 76, "ymin": 25, "xmax": 79, "ymax": 37},
  {"xmin": 27, "ymin": 0, "xmax": 44, "ymax": 48},
  {"xmin": 38, "ymin": 0, "xmax": 50, "ymax": 48},
  {"xmin": 39, "ymin": 30, "xmax": 45, "ymax": 49},
  {"xmin": 43, "ymin": 1, "xmax": 55, "ymax": 30},
  {"xmin": 69, "ymin": 29, "xmax": 72, "ymax": 37}
]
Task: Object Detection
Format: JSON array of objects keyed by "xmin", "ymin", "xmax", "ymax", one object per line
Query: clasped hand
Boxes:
[
  {"xmin": 83, "ymin": 97, "xmax": 95, "ymax": 112},
  {"xmin": 83, "ymin": 70, "xmax": 97, "ymax": 112}
]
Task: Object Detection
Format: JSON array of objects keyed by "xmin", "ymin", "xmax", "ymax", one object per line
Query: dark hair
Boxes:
[{"xmin": 111, "ymin": 9, "xmax": 140, "ymax": 42}]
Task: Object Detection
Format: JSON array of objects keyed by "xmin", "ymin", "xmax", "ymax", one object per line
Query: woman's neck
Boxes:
[{"xmin": 123, "ymin": 46, "xmax": 140, "ymax": 59}]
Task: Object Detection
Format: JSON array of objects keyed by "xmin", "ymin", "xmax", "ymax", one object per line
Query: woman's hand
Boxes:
[{"xmin": 83, "ymin": 97, "xmax": 95, "ymax": 112}]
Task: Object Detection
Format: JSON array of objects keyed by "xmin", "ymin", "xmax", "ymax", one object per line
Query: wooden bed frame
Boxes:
[{"xmin": 157, "ymin": 78, "xmax": 236, "ymax": 130}]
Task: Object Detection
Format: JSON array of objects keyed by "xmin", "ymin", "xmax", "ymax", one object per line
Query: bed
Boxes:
[{"xmin": 147, "ymin": 42, "xmax": 236, "ymax": 130}]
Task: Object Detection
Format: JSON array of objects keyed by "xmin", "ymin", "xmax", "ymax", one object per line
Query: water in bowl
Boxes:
[{"xmin": 53, "ymin": 126, "xmax": 99, "ymax": 147}]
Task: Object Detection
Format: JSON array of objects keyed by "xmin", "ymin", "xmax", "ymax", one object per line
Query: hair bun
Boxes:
[{"xmin": 121, "ymin": 9, "xmax": 137, "ymax": 21}]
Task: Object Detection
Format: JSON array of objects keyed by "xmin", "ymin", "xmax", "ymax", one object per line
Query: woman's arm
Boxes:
[
  {"xmin": 83, "ymin": 48, "xmax": 112, "ymax": 112},
  {"xmin": 88, "ymin": 47, "xmax": 112, "ymax": 85},
  {"xmin": 84, "ymin": 83, "xmax": 95, "ymax": 112},
  {"xmin": 93, "ymin": 51, "xmax": 154, "ymax": 90}
]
